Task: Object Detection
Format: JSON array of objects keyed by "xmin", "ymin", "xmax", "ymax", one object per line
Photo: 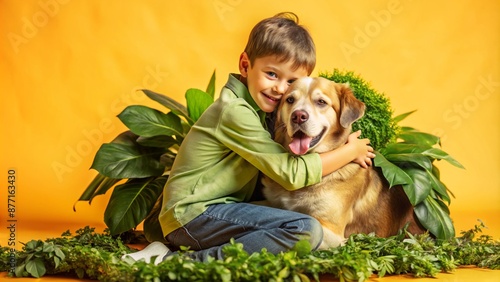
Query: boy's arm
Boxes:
[{"xmin": 319, "ymin": 130, "xmax": 375, "ymax": 176}]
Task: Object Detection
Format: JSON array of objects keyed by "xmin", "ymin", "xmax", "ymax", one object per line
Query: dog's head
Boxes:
[{"xmin": 274, "ymin": 77, "xmax": 365, "ymax": 155}]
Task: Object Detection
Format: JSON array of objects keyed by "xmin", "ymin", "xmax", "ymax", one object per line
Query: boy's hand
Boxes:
[{"xmin": 346, "ymin": 130, "xmax": 375, "ymax": 168}]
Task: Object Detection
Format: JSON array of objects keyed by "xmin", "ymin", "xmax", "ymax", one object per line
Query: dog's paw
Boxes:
[{"xmin": 318, "ymin": 228, "xmax": 345, "ymax": 249}]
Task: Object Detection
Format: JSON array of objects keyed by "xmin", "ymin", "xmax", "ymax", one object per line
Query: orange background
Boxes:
[{"xmin": 1, "ymin": 0, "xmax": 499, "ymax": 246}]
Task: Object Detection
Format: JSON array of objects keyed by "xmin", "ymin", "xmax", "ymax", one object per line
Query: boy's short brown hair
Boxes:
[{"xmin": 244, "ymin": 12, "xmax": 316, "ymax": 75}]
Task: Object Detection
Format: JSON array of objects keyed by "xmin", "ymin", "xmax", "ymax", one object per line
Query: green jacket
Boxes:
[{"xmin": 159, "ymin": 74, "xmax": 322, "ymax": 236}]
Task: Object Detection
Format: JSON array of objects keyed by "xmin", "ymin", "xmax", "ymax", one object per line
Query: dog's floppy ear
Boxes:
[{"xmin": 338, "ymin": 84, "xmax": 365, "ymax": 128}]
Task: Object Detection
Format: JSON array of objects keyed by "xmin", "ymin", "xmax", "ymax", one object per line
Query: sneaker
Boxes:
[{"xmin": 122, "ymin": 241, "xmax": 170, "ymax": 265}]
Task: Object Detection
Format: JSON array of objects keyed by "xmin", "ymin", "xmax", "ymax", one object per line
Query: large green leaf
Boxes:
[
  {"xmin": 401, "ymin": 167, "xmax": 431, "ymax": 205},
  {"xmin": 373, "ymin": 152, "xmax": 412, "ymax": 187},
  {"xmin": 91, "ymin": 143, "xmax": 165, "ymax": 178},
  {"xmin": 414, "ymin": 196, "xmax": 455, "ymax": 239},
  {"xmin": 380, "ymin": 143, "xmax": 431, "ymax": 155},
  {"xmin": 392, "ymin": 110, "xmax": 416, "ymax": 124},
  {"xmin": 384, "ymin": 153, "xmax": 433, "ymax": 171},
  {"xmin": 159, "ymin": 151, "xmax": 176, "ymax": 170},
  {"xmin": 89, "ymin": 177, "xmax": 122, "ymax": 202},
  {"xmin": 426, "ymin": 170, "xmax": 451, "ymax": 204},
  {"xmin": 25, "ymin": 259, "xmax": 46, "ymax": 278},
  {"xmin": 75, "ymin": 173, "xmax": 107, "ymax": 204},
  {"xmin": 205, "ymin": 69, "xmax": 216, "ymax": 99},
  {"xmin": 185, "ymin": 88, "xmax": 214, "ymax": 123},
  {"xmin": 143, "ymin": 194, "xmax": 167, "ymax": 243},
  {"xmin": 75, "ymin": 131, "xmax": 138, "ymax": 208},
  {"xmin": 141, "ymin": 89, "xmax": 194, "ymax": 125},
  {"xmin": 118, "ymin": 105, "xmax": 184, "ymax": 137},
  {"xmin": 422, "ymin": 148, "xmax": 465, "ymax": 169},
  {"xmin": 399, "ymin": 126, "xmax": 417, "ymax": 132},
  {"xmin": 398, "ymin": 130, "xmax": 440, "ymax": 147},
  {"xmin": 111, "ymin": 130, "xmax": 140, "ymax": 145},
  {"xmin": 74, "ymin": 175, "xmax": 121, "ymax": 211},
  {"xmin": 137, "ymin": 135, "xmax": 179, "ymax": 148},
  {"xmin": 104, "ymin": 176, "xmax": 168, "ymax": 235}
]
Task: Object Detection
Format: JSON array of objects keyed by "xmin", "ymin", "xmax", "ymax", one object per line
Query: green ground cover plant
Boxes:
[{"xmin": 1, "ymin": 222, "xmax": 498, "ymax": 281}]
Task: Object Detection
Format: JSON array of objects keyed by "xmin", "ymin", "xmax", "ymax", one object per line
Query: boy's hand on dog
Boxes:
[{"xmin": 347, "ymin": 130, "xmax": 375, "ymax": 169}]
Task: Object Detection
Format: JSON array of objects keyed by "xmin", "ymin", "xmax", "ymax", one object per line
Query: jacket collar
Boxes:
[{"xmin": 225, "ymin": 73, "xmax": 267, "ymax": 126}]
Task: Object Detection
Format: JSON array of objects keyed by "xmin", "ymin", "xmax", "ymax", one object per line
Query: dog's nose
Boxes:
[{"xmin": 291, "ymin": 110, "xmax": 309, "ymax": 124}]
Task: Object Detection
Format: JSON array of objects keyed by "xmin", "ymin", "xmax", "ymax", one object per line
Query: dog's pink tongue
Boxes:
[{"xmin": 289, "ymin": 134, "xmax": 312, "ymax": 155}]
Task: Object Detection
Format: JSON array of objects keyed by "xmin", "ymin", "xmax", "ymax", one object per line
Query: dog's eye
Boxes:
[
  {"xmin": 317, "ymin": 99, "xmax": 327, "ymax": 106},
  {"xmin": 286, "ymin": 97, "xmax": 295, "ymax": 104}
]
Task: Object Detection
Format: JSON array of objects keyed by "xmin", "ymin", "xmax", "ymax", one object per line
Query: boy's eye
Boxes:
[
  {"xmin": 267, "ymin": 72, "xmax": 277, "ymax": 78},
  {"xmin": 287, "ymin": 79, "xmax": 296, "ymax": 85}
]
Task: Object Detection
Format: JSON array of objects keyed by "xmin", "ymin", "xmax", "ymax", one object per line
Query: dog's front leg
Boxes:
[{"xmin": 317, "ymin": 220, "xmax": 346, "ymax": 249}]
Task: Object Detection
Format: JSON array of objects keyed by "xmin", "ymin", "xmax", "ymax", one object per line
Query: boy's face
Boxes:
[{"xmin": 239, "ymin": 53, "xmax": 308, "ymax": 113}]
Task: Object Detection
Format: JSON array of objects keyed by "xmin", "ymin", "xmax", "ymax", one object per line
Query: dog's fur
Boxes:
[{"xmin": 262, "ymin": 77, "xmax": 426, "ymax": 248}]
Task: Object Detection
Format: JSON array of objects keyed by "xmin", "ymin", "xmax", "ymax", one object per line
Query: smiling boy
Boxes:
[{"xmin": 124, "ymin": 12, "xmax": 374, "ymax": 264}]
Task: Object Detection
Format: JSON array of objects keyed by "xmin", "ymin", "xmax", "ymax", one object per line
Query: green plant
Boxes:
[
  {"xmin": 74, "ymin": 70, "xmax": 217, "ymax": 242},
  {"xmin": 13, "ymin": 240, "xmax": 65, "ymax": 278},
  {"xmin": 375, "ymin": 118, "xmax": 464, "ymax": 239},
  {"xmin": 75, "ymin": 69, "xmax": 463, "ymax": 241},
  {"xmin": 1, "ymin": 223, "xmax": 498, "ymax": 280},
  {"xmin": 3, "ymin": 227, "xmax": 131, "ymax": 279}
]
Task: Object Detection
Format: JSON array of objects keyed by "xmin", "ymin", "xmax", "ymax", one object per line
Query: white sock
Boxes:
[{"xmin": 122, "ymin": 241, "xmax": 170, "ymax": 265}]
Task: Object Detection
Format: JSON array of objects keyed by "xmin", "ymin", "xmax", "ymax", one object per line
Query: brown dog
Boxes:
[{"xmin": 262, "ymin": 77, "xmax": 425, "ymax": 249}]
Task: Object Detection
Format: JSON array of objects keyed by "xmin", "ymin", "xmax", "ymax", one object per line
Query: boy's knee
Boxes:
[
  {"xmin": 303, "ymin": 216, "xmax": 323, "ymax": 250},
  {"xmin": 285, "ymin": 215, "xmax": 323, "ymax": 250}
]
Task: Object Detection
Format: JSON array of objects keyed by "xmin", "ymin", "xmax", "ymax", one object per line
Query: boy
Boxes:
[{"xmin": 124, "ymin": 12, "xmax": 374, "ymax": 264}]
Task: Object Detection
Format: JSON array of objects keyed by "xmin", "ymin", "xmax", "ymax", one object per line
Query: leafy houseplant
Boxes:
[
  {"xmin": 75, "ymin": 69, "xmax": 463, "ymax": 241},
  {"xmin": 74, "ymin": 70, "xmax": 218, "ymax": 243}
]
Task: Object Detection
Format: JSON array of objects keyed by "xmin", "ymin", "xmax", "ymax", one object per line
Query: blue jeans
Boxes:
[{"xmin": 164, "ymin": 203, "xmax": 323, "ymax": 261}]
